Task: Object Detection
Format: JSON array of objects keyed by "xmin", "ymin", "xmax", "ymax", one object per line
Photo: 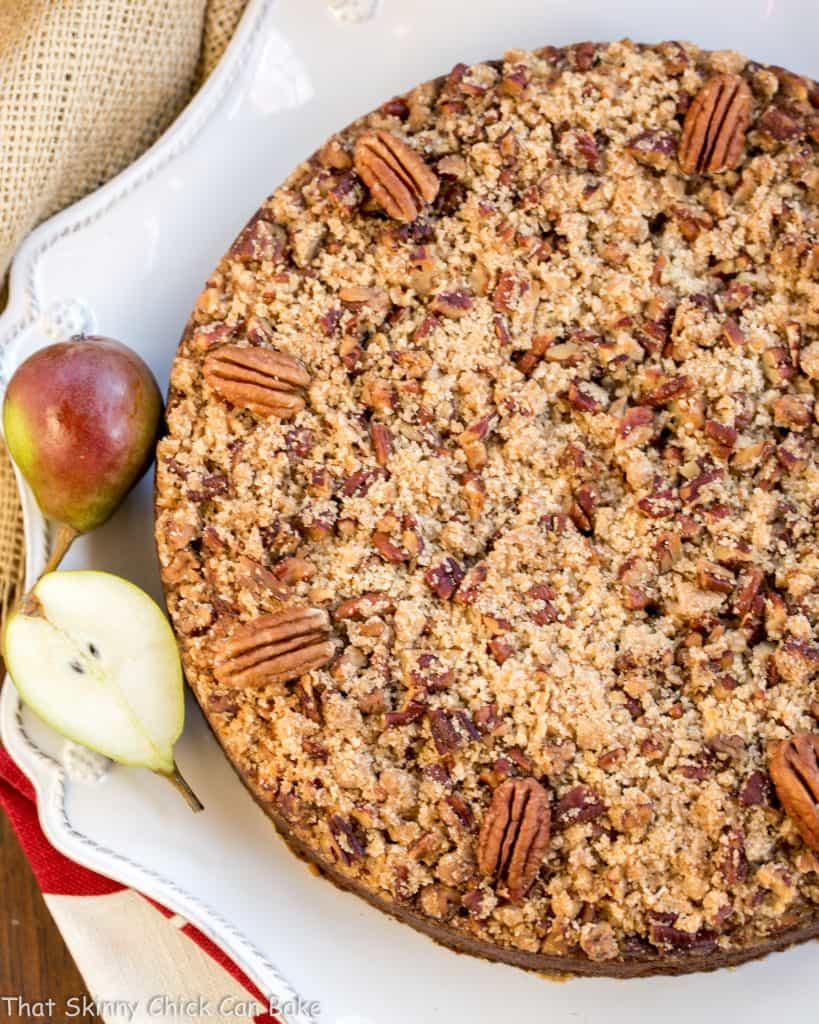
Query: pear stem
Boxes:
[
  {"xmin": 40, "ymin": 522, "xmax": 79, "ymax": 580},
  {"xmin": 163, "ymin": 763, "xmax": 204, "ymax": 813}
]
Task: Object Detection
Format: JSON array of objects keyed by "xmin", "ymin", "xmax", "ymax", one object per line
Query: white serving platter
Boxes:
[{"xmin": 2, "ymin": 1, "xmax": 818, "ymax": 1021}]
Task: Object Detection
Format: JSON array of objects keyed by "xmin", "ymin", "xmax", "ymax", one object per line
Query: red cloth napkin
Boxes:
[{"xmin": 0, "ymin": 748, "xmax": 279, "ymax": 1024}]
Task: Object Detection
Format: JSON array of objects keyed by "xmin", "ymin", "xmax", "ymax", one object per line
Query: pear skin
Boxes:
[{"xmin": 3, "ymin": 336, "xmax": 162, "ymax": 535}]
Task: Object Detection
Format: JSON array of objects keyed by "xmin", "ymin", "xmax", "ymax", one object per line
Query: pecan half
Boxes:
[
  {"xmin": 679, "ymin": 73, "xmax": 752, "ymax": 175},
  {"xmin": 203, "ymin": 345, "xmax": 310, "ymax": 419},
  {"xmin": 477, "ymin": 777, "xmax": 551, "ymax": 902},
  {"xmin": 353, "ymin": 130, "xmax": 439, "ymax": 222},
  {"xmin": 770, "ymin": 731, "xmax": 819, "ymax": 852},
  {"xmin": 214, "ymin": 607, "xmax": 334, "ymax": 688}
]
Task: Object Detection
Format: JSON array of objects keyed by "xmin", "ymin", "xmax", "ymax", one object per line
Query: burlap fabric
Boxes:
[{"xmin": 0, "ymin": 0, "xmax": 249, "ymax": 622}]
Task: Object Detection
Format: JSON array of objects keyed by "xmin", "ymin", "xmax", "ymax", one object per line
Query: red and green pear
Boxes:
[{"xmin": 3, "ymin": 336, "xmax": 162, "ymax": 561}]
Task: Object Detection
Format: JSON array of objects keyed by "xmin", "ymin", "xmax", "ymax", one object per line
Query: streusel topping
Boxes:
[{"xmin": 156, "ymin": 40, "xmax": 819, "ymax": 967}]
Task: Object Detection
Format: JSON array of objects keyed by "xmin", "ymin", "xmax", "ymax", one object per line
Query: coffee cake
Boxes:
[{"xmin": 155, "ymin": 40, "xmax": 819, "ymax": 975}]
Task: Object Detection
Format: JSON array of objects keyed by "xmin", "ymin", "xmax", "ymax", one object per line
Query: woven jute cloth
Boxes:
[{"xmin": 0, "ymin": 0, "xmax": 249, "ymax": 623}]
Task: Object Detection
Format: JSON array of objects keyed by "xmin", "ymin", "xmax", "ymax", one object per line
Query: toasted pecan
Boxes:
[
  {"xmin": 679, "ymin": 73, "xmax": 752, "ymax": 174},
  {"xmin": 477, "ymin": 777, "xmax": 551, "ymax": 901},
  {"xmin": 203, "ymin": 345, "xmax": 310, "ymax": 419},
  {"xmin": 353, "ymin": 130, "xmax": 439, "ymax": 221},
  {"xmin": 214, "ymin": 607, "xmax": 334, "ymax": 688}
]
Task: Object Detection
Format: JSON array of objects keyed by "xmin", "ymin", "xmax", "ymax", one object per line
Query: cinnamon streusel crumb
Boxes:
[{"xmin": 156, "ymin": 40, "xmax": 819, "ymax": 973}]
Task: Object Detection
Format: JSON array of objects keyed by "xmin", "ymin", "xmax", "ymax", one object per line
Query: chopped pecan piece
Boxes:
[
  {"xmin": 429, "ymin": 289, "xmax": 474, "ymax": 318},
  {"xmin": 492, "ymin": 269, "xmax": 530, "ymax": 312},
  {"xmin": 294, "ymin": 679, "xmax": 324, "ymax": 723},
  {"xmin": 477, "ymin": 777, "xmax": 551, "ymax": 902},
  {"xmin": 372, "ymin": 532, "xmax": 407, "ymax": 563},
  {"xmin": 425, "ymin": 557, "xmax": 465, "ymax": 600},
  {"xmin": 625, "ymin": 130, "xmax": 677, "ymax": 170},
  {"xmin": 328, "ymin": 814, "xmax": 366, "ymax": 865},
  {"xmin": 671, "ymin": 204, "xmax": 713, "ymax": 241},
  {"xmin": 757, "ymin": 104, "xmax": 804, "ymax": 144},
  {"xmin": 500, "ymin": 62, "xmax": 529, "ymax": 95},
  {"xmin": 570, "ymin": 483, "xmax": 597, "ymax": 534},
  {"xmin": 514, "ymin": 331, "xmax": 558, "ymax": 375},
  {"xmin": 527, "ymin": 583, "xmax": 558, "ymax": 625},
  {"xmin": 649, "ymin": 924, "xmax": 717, "ymax": 953},
  {"xmin": 733, "ymin": 567, "xmax": 763, "ymax": 618},
  {"xmin": 333, "ymin": 591, "xmax": 396, "ymax": 621},
  {"xmin": 655, "ymin": 531, "xmax": 682, "ymax": 571},
  {"xmin": 762, "ymin": 346, "xmax": 794, "ymax": 386},
  {"xmin": 642, "ymin": 374, "xmax": 693, "ymax": 407},
  {"xmin": 419, "ymin": 883, "xmax": 459, "ymax": 920},
  {"xmin": 697, "ymin": 559, "xmax": 734, "ymax": 594},
  {"xmin": 338, "ymin": 285, "xmax": 390, "ymax": 313},
  {"xmin": 473, "ymin": 703, "xmax": 502, "ymax": 735},
  {"xmin": 732, "ymin": 440, "xmax": 773, "ymax": 471},
  {"xmin": 203, "ymin": 345, "xmax": 310, "ymax": 419},
  {"xmin": 707, "ymin": 733, "xmax": 745, "ymax": 760},
  {"xmin": 678, "ymin": 73, "xmax": 752, "ymax": 174},
  {"xmin": 370, "ymin": 422, "xmax": 393, "ymax": 466},
  {"xmin": 460, "ymin": 471, "xmax": 486, "ymax": 521},
  {"xmin": 384, "ymin": 700, "xmax": 427, "ymax": 727},
  {"xmin": 407, "ymin": 651, "xmax": 454, "ymax": 693},
  {"xmin": 353, "ymin": 130, "xmax": 439, "ymax": 222},
  {"xmin": 640, "ymin": 734, "xmax": 669, "ymax": 761},
  {"xmin": 284, "ymin": 427, "xmax": 314, "ymax": 461},
  {"xmin": 229, "ymin": 214, "xmax": 287, "ymax": 263},
  {"xmin": 618, "ymin": 406, "xmax": 654, "ymax": 446},
  {"xmin": 339, "ymin": 335, "xmax": 363, "ymax": 374},
  {"xmin": 704, "ymin": 419, "xmax": 737, "ymax": 456},
  {"xmin": 458, "ymin": 413, "xmax": 494, "ymax": 469},
  {"xmin": 341, "ymin": 467, "xmax": 381, "ymax": 497},
  {"xmin": 770, "ymin": 732, "xmax": 819, "ymax": 852},
  {"xmin": 553, "ymin": 785, "xmax": 605, "ymax": 828},
  {"xmin": 214, "ymin": 607, "xmax": 334, "ymax": 688},
  {"xmin": 623, "ymin": 587, "xmax": 650, "ymax": 610},
  {"xmin": 679, "ymin": 468, "xmax": 722, "ymax": 503},
  {"xmin": 453, "ymin": 562, "xmax": 487, "ymax": 605},
  {"xmin": 567, "ymin": 380, "xmax": 601, "ymax": 413},
  {"xmin": 272, "ymin": 557, "xmax": 315, "ymax": 585},
  {"xmin": 722, "ymin": 317, "xmax": 746, "ymax": 346},
  {"xmin": 236, "ymin": 555, "xmax": 291, "ymax": 602},
  {"xmin": 428, "ymin": 708, "xmax": 478, "ymax": 754},
  {"xmin": 637, "ymin": 490, "xmax": 676, "ymax": 518},
  {"xmin": 441, "ymin": 794, "xmax": 475, "ymax": 831},
  {"xmin": 771, "ymin": 394, "xmax": 813, "ymax": 430},
  {"xmin": 739, "ymin": 770, "xmax": 773, "ymax": 807},
  {"xmin": 773, "ymin": 638, "xmax": 819, "ymax": 685},
  {"xmin": 489, "ymin": 635, "xmax": 514, "ymax": 664}
]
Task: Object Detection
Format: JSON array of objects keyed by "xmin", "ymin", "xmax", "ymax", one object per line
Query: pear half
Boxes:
[{"xmin": 4, "ymin": 570, "xmax": 201, "ymax": 810}]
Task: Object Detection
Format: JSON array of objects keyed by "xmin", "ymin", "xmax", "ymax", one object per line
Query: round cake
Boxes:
[{"xmin": 155, "ymin": 40, "xmax": 819, "ymax": 975}]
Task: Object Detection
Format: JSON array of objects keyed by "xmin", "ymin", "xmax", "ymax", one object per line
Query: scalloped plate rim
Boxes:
[{"xmin": 1, "ymin": 5, "xmax": 819, "ymax": 1020}]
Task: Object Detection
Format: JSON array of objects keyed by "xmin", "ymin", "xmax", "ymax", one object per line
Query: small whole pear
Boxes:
[{"xmin": 3, "ymin": 336, "xmax": 162, "ymax": 535}]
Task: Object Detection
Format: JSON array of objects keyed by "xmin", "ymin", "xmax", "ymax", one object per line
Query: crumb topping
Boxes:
[{"xmin": 156, "ymin": 40, "xmax": 819, "ymax": 966}]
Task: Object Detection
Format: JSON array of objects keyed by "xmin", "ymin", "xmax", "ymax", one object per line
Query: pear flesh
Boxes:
[{"xmin": 5, "ymin": 571, "xmax": 184, "ymax": 777}]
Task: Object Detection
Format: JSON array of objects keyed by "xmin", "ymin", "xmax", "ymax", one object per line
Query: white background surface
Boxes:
[{"xmin": 2, "ymin": 1, "xmax": 818, "ymax": 1021}]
